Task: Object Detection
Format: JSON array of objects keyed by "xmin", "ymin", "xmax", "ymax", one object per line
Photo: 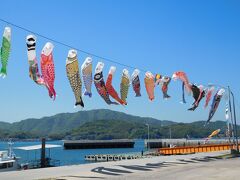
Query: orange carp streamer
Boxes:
[
  {"xmin": 144, "ymin": 71, "xmax": 155, "ymax": 101},
  {"xmin": 106, "ymin": 66, "xmax": 126, "ymax": 105}
]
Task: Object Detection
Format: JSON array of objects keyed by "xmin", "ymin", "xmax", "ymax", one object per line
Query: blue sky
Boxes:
[{"xmin": 0, "ymin": 0, "xmax": 239, "ymax": 123}]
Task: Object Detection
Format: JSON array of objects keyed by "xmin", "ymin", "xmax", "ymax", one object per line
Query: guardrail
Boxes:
[
  {"xmin": 20, "ymin": 158, "xmax": 60, "ymax": 169},
  {"xmin": 85, "ymin": 153, "xmax": 143, "ymax": 162},
  {"xmin": 158, "ymin": 144, "xmax": 236, "ymax": 155}
]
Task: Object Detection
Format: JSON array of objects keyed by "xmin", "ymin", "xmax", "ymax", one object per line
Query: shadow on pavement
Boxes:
[
  {"xmin": 145, "ymin": 162, "xmax": 164, "ymax": 167},
  {"xmin": 92, "ymin": 167, "xmax": 120, "ymax": 176},
  {"xmin": 91, "ymin": 167, "xmax": 132, "ymax": 176},
  {"xmin": 163, "ymin": 161, "xmax": 188, "ymax": 165},
  {"xmin": 177, "ymin": 159, "xmax": 198, "ymax": 163},
  {"xmin": 63, "ymin": 175, "xmax": 105, "ymax": 179},
  {"xmin": 190, "ymin": 158, "xmax": 214, "ymax": 162},
  {"xmin": 206, "ymin": 156, "xmax": 222, "ymax": 160},
  {"xmin": 103, "ymin": 167, "xmax": 132, "ymax": 174},
  {"xmin": 118, "ymin": 165, "xmax": 153, "ymax": 171}
]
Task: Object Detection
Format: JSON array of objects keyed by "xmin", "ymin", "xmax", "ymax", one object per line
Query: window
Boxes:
[
  {"xmin": 8, "ymin": 162, "xmax": 13, "ymax": 168},
  {"xmin": 0, "ymin": 162, "xmax": 13, "ymax": 169},
  {"xmin": 0, "ymin": 163, "xmax": 7, "ymax": 169}
]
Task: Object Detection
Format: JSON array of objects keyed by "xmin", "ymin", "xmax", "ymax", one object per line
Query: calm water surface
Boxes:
[{"xmin": 0, "ymin": 140, "xmax": 145, "ymax": 166}]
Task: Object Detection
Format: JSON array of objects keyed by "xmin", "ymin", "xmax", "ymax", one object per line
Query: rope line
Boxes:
[
  {"xmin": 1, "ymin": 18, "xmax": 239, "ymax": 120},
  {"xmin": 0, "ymin": 18, "xmax": 148, "ymax": 73},
  {"xmin": 0, "ymin": 17, "xmax": 237, "ymax": 93}
]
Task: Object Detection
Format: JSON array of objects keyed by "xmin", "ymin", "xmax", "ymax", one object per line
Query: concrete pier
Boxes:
[
  {"xmin": 64, "ymin": 140, "xmax": 135, "ymax": 149},
  {"xmin": 0, "ymin": 150, "xmax": 237, "ymax": 180}
]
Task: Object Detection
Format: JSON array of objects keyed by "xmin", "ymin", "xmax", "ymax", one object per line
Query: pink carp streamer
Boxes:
[
  {"xmin": 40, "ymin": 42, "xmax": 56, "ymax": 100},
  {"xmin": 204, "ymin": 86, "xmax": 215, "ymax": 108},
  {"xmin": 172, "ymin": 71, "xmax": 192, "ymax": 103}
]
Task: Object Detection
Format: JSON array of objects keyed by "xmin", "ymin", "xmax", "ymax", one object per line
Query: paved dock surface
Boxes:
[{"xmin": 0, "ymin": 151, "xmax": 239, "ymax": 180}]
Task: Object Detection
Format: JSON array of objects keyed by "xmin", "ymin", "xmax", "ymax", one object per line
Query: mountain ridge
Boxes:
[
  {"xmin": 0, "ymin": 109, "xmax": 174, "ymax": 135},
  {"xmin": 0, "ymin": 109, "xmax": 233, "ymax": 140}
]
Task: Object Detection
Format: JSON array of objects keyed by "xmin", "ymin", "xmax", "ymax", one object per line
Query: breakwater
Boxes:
[{"xmin": 64, "ymin": 140, "xmax": 135, "ymax": 149}]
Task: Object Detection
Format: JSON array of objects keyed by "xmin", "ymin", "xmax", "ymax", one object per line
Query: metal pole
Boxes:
[
  {"xmin": 169, "ymin": 127, "xmax": 172, "ymax": 139},
  {"xmin": 145, "ymin": 124, "xmax": 150, "ymax": 151},
  {"xmin": 228, "ymin": 86, "xmax": 235, "ymax": 144},
  {"xmin": 41, "ymin": 138, "xmax": 46, "ymax": 168},
  {"xmin": 231, "ymin": 90, "xmax": 239, "ymax": 153}
]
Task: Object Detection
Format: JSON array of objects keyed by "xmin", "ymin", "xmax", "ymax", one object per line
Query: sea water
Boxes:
[{"xmin": 0, "ymin": 140, "xmax": 145, "ymax": 166}]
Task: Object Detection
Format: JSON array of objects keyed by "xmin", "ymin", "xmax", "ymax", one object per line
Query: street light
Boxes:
[
  {"xmin": 145, "ymin": 123, "xmax": 150, "ymax": 151},
  {"xmin": 230, "ymin": 88, "xmax": 239, "ymax": 153},
  {"xmin": 208, "ymin": 84, "xmax": 238, "ymax": 153},
  {"xmin": 169, "ymin": 127, "xmax": 172, "ymax": 139}
]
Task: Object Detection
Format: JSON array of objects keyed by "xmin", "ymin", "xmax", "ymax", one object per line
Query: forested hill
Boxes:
[{"xmin": 0, "ymin": 109, "xmax": 234, "ymax": 140}]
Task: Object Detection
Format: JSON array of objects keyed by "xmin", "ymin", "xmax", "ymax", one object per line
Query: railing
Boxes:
[
  {"xmin": 20, "ymin": 158, "xmax": 60, "ymax": 169},
  {"xmin": 158, "ymin": 144, "xmax": 236, "ymax": 155}
]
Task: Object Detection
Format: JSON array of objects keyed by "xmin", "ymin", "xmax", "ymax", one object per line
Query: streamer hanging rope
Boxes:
[
  {"xmin": 0, "ymin": 18, "xmax": 233, "ymax": 125},
  {"xmin": 0, "ymin": 18, "xmax": 148, "ymax": 73}
]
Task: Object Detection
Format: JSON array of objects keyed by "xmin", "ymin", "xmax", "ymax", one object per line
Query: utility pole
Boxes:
[
  {"xmin": 230, "ymin": 90, "xmax": 239, "ymax": 153},
  {"xmin": 146, "ymin": 124, "xmax": 150, "ymax": 151},
  {"xmin": 208, "ymin": 84, "xmax": 238, "ymax": 153},
  {"xmin": 169, "ymin": 127, "xmax": 172, "ymax": 139},
  {"xmin": 41, "ymin": 138, "xmax": 46, "ymax": 168},
  {"xmin": 228, "ymin": 86, "xmax": 235, "ymax": 144},
  {"xmin": 228, "ymin": 86, "xmax": 239, "ymax": 153}
]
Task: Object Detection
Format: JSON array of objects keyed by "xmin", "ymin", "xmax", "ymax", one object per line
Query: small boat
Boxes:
[{"xmin": 0, "ymin": 141, "xmax": 19, "ymax": 172}]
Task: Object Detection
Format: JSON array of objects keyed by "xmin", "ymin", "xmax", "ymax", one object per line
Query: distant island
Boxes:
[{"xmin": 0, "ymin": 109, "xmax": 237, "ymax": 140}]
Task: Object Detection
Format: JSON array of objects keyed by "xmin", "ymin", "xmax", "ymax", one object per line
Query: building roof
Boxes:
[
  {"xmin": 0, "ymin": 159, "xmax": 15, "ymax": 164},
  {"xmin": 15, "ymin": 144, "xmax": 61, "ymax": 151}
]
